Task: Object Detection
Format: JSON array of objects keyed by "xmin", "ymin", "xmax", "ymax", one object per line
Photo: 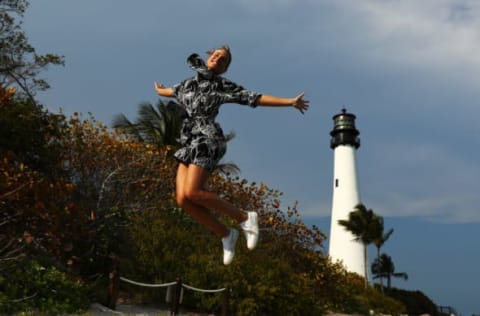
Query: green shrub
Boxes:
[
  {"xmin": 122, "ymin": 208, "xmax": 328, "ymax": 315},
  {"xmin": 385, "ymin": 287, "xmax": 439, "ymax": 316},
  {"xmin": 351, "ymin": 287, "xmax": 406, "ymax": 315},
  {"xmin": 0, "ymin": 259, "xmax": 89, "ymax": 315}
]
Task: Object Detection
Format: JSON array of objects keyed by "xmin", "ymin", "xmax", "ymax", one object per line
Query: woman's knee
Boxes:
[
  {"xmin": 176, "ymin": 188, "xmax": 202, "ymax": 207},
  {"xmin": 183, "ymin": 187, "xmax": 203, "ymax": 204},
  {"xmin": 176, "ymin": 190, "xmax": 187, "ymax": 208}
]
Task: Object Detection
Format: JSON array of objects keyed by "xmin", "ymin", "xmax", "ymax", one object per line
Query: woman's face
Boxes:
[{"xmin": 207, "ymin": 49, "xmax": 230, "ymax": 74}]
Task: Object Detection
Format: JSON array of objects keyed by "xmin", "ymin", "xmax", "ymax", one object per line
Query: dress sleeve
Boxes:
[
  {"xmin": 172, "ymin": 81, "xmax": 184, "ymax": 98},
  {"xmin": 220, "ymin": 78, "xmax": 261, "ymax": 108},
  {"xmin": 169, "ymin": 80, "xmax": 189, "ymax": 118}
]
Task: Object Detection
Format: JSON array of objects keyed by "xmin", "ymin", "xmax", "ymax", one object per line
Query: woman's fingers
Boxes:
[{"xmin": 294, "ymin": 92, "xmax": 309, "ymax": 114}]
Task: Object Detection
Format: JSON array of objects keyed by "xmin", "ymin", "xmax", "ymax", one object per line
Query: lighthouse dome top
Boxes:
[{"xmin": 330, "ymin": 108, "xmax": 360, "ymax": 149}]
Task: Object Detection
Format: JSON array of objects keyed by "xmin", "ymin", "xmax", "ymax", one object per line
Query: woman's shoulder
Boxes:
[{"xmin": 217, "ymin": 75, "xmax": 244, "ymax": 91}]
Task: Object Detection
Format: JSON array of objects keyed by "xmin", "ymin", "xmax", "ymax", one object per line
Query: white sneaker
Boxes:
[
  {"xmin": 240, "ymin": 211, "xmax": 259, "ymax": 250},
  {"xmin": 222, "ymin": 228, "xmax": 239, "ymax": 265}
]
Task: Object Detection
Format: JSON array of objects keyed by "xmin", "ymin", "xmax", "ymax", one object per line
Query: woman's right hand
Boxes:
[
  {"xmin": 154, "ymin": 81, "xmax": 174, "ymax": 97},
  {"xmin": 292, "ymin": 92, "xmax": 310, "ymax": 114},
  {"xmin": 154, "ymin": 81, "xmax": 165, "ymax": 92}
]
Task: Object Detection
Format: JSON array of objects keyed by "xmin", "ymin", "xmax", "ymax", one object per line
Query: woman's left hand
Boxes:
[{"xmin": 292, "ymin": 92, "xmax": 310, "ymax": 114}]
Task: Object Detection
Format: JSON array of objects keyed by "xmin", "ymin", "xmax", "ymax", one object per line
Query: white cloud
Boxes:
[
  {"xmin": 363, "ymin": 141, "xmax": 480, "ymax": 222},
  {"xmin": 233, "ymin": 0, "xmax": 480, "ymax": 97},
  {"xmin": 231, "ymin": 1, "xmax": 480, "ymax": 90},
  {"xmin": 331, "ymin": 1, "xmax": 480, "ymax": 77},
  {"xmin": 370, "ymin": 192, "xmax": 480, "ymax": 223}
]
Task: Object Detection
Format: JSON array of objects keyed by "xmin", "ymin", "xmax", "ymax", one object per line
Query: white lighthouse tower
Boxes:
[{"xmin": 328, "ymin": 109, "xmax": 364, "ymax": 277}]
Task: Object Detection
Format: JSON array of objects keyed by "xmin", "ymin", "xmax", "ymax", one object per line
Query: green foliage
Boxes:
[
  {"xmin": 0, "ymin": 259, "xmax": 89, "ymax": 315},
  {"xmin": 350, "ymin": 287, "xmax": 406, "ymax": 315},
  {"xmin": 123, "ymin": 207, "xmax": 328, "ymax": 316},
  {"xmin": 119, "ymin": 175, "xmax": 345, "ymax": 315},
  {"xmin": 338, "ymin": 203, "xmax": 380, "ymax": 287},
  {"xmin": 372, "ymin": 253, "xmax": 408, "ymax": 289},
  {"xmin": 0, "ymin": 95, "xmax": 68, "ymax": 177},
  {"xmin": 338, "ymin": 204, "xmax": 379, "ymax": 246},
  {"xmin": 385, "ymin": 287, "xmax": 439, "ymax": 316},
  {"xmin": 0, "ymin": 107, "xmax": 424, "ymax": 315},
  {"xmin": 371, "ymin": 215, "xmax": 394, "ymax": 292},
  {"xmin": 112, "ymin": 100, "xmax": 183, "ymax": 148}
]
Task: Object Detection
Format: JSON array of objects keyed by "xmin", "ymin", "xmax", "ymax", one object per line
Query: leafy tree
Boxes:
[
  {"xmin": 0, "ymin": 94, "xmax": 68, "ymax": 177},
  {"xmin": 371, "ymin": 215, "xmax": 394, "ymax": 292},
  {"xmin": 0, "ymin": 133, "xmax": 91, "ymax": 314},
  {"xmin": 124, "ymin": 179, "xmax": 405, "ymax": 315},
  {"xmin": 124, "ymin": 176, "xmax": 333, "ymax": 315},
  {"xmin": 0, "ymin": 0, "xmax": 65, "ymax": 171},
  {"xmin": 1, "ymin": 108, "xmax": 406, "ymax": 314},
  {"xmin": 371, "ymin": 253, "xmax": 408, "ymax": 289},
  {"xmin": 0, "ymin": 90, "xmax": 69, "ymax": 278},
  {"xmin": 0, "ymin": 0, "xmax": 64, "ymax": 102},
  {"xmin": 338, "ymin": 203, "xmax": 379, "ymax": 288},
  {"xmin": 57, "ymin": 113, "xmax": 181, "ymax": 276},
  {"xmin": 1, "ymin": 0, "xmax": 66, "ymax": 177},
  {"xmin": 1, "ymin": 111, "xmax": 174, "ymax": 312}
]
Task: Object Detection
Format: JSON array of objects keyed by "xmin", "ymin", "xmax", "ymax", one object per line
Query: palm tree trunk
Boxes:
[
  {"xmin": 363, "ymin": 244, "xmax": 368, "ymax": 288},
  {"xmin": 377, "ymin": 246, "xmax": 384, "ymax": 293}
]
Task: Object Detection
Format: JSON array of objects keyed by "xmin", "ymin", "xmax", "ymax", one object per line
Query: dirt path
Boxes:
[{"xmin": 89, "ymin": 303, "xmax": 214, "ymax": 315}]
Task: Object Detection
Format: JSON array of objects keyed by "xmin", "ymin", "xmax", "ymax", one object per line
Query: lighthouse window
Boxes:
[{"xmin": 335, "ymin": 179, "xmax": 339, "ymax": 187}]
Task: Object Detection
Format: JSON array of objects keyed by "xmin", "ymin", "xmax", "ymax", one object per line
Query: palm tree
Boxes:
[
  {"xmin": 371, "ymin": 253, "xmax": 408, "ymax": 288},
  {"xmin": 112, "ymin": 100, "xmax": 240, "ymax": 176},
  {"xmin": 338, "ymin": 203, "xmax": 379, "ymax": 288},
  {"xmin": 112, "ymin": 100, "xmax": 183, "ymax": 148},
  {"xmin": 371, "ymin": 216, "xmax": 394, "ymax": 292}
]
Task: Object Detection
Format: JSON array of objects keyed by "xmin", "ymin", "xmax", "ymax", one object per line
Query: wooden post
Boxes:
[
  {"xmin": 170, "ymin": 278, "xmax": 182, "ymax": 316},
  {"xmin": 107, "ymin": 255, "xmax": 119, "ymax": 310},
  {"xmin": 221, "ymin": 286, "xmax": 230, "ymax": 316}
]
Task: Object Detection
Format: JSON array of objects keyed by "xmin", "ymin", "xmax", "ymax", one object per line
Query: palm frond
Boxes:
[
  {"xmin": 111, "ymin": 113, "xmax": 144, "ymax": 142},
  {"xmin": 111, "ymin": 100, "xmax": 182, "ymax": 148},
  {"xmin": 214, "ymin": 161, "xmax": 241, "ymax": 177}
]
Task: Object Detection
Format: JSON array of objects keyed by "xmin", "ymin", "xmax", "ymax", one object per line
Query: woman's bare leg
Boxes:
[
  {"xmin": 182, "ymin": 164, "xmax": 248, "ymax": 223},
  {"xmin": 176, "ymin": 163, "xmax": 259, "ymax": 258},
  {"xmin": 176, "ymin": 163, "xmax": 237, "ymax": 238}
]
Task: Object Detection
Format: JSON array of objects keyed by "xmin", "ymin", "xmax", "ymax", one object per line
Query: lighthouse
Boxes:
[{"xmin": 328, "ymin": 109, "xmax": 364, "ymax": 277}]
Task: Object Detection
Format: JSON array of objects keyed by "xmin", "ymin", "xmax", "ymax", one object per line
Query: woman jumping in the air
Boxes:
[{"xmin": 154, "ymin": 45, "xmax": 309, "ymax": 265}]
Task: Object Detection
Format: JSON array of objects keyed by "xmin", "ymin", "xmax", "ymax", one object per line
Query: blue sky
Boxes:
[{"xmin": 25, "ymin": 1, "xmax": 479, "ymax": 314}]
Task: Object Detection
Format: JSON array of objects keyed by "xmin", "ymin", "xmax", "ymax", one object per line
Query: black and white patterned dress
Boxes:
[{"xmin": 172, "ymin": 54, "xmax": 261, "ymax": 170}]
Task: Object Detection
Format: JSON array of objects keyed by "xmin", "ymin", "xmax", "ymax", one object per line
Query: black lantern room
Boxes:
[{"xmin": 330, "ymin": 108, "xmax": 360, "ymax": 149}]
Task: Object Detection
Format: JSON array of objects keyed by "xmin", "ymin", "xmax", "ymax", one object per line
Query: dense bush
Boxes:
[
  {"xmin": 0, "ymin": 259, "xmax": 89, "ymax": 315},
  {"xmin": 122, "ymin": 207, "xmax": 329, "ymax": 315},
  {"xmin": 0, "ymin": 96, "xmax": 432, "ymax": 316},
  {"xmin": 0, "ymin": 102, "xmax": 423, "ymax": 315},
  {"xmin": 0, "ymin": 109, "xmax": 412, "ymax": 315},
  {"xmin": 385, "ymin": 287, "xmax": 439, "ymax": 316}
]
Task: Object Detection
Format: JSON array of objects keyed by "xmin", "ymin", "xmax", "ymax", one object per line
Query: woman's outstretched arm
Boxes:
[
  {"xmin": 255, "ymin": 92, "xmax": 309, "ymax": 114},
  {"xmin": 154, "ymin": 81, "xmax": 175, "ymax": 97}
]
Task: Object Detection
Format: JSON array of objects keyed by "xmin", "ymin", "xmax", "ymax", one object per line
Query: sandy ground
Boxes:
[{"xmin": 89, "ymin": 303, "xmax": 215, "ymax": 315}]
